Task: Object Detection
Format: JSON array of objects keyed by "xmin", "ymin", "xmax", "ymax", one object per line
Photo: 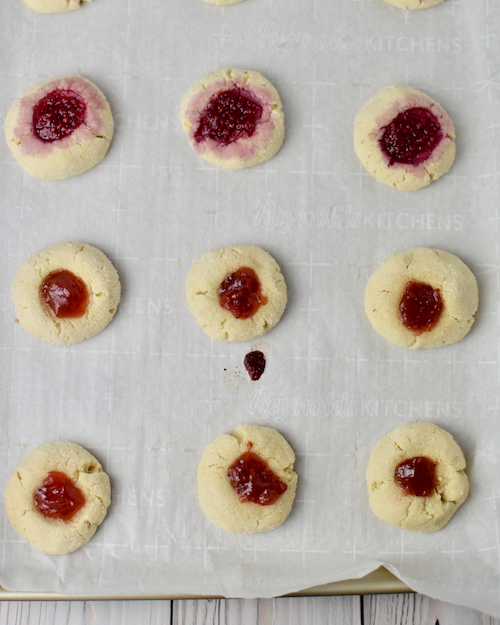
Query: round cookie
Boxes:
[
  {"xmin": 384, "ymin": 0, "xmax": 444, "ymax": 8},
  {"xmin": 5, "ymin": 75, "xmax": 113, "ymax": 180},
  {"xmin": 366, "ymin": 422, "xmax": 469, "ymax": 532},
  {"xmin": 186, "ymin": 245, "xmax": 287, "ymax": 342},
  {"xmin": 354, "ymin": 85, "xmax": 455, "ymax": 191},
  {"xmin": 198, "ymin": 424, "xmax": 297, "ymax": 534},
  {"xmin": 21, "ymin": 0, "xmax": 93, "ymax": 12},
  {"xmin": 365, "ymin": 247, "xmax": 478, "ymax": 349},
  {"xmin": 4, "ymin": 442, "xmax": 111, "ymax": 554},
  {"xmin": 180, "ymin": 69, "xmax": 284, "ymax": 169},
  {"xmin": 12, "ymin": 241, "xmax": 121, "ymax": 345}
]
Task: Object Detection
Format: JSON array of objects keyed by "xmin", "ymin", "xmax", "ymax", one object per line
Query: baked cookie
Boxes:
[
  {"xmin": 12, "ymin": 241, "xmax": 121, "ymax": 345},
  {"xmin": 354, "ymin": 85, "xmax": 455, "ymax": 191},
  {"xmin": 21, "ymin": 0, "xmax": 93, "ymax": 12},
  {"xmin": 180, "ymin": 69, "xmax": 284, "ymax": 169},
  {"xmin": 186, "ymin": 245, "xmax": 287, "ymax": 341},
  {"xmin": 366, "ymin": 422, "xmax": 469, "ymax": 532},
  {"xmin": 365, "ymin": 247, "xmax": 478, "ymax": 349},
  {"xmin": 5, "ymin": 75, "xmax": 113, "ymax": 180},
  {"xmin": 384, "ymin": 0, "xmax": 444, "ymax": 8},
  {"xmin": 5, "ymin": 442, "xmax": 111, "ymax": 554},
  {"xmin": 198, "ymin": 424, "xmax": 297, "ymax": 533}
]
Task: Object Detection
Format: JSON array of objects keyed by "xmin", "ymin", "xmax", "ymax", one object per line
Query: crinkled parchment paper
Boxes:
[{"xmin": 0, "ymin": 0, "xmax": 499, "ymax": 616}]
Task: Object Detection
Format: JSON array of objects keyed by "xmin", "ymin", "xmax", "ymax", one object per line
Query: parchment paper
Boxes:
[{"xmin": 1, "ymin": 0, "xmax": 499, "ymax": 616}]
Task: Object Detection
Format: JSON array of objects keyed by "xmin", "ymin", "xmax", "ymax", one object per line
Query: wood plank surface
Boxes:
[
  {"xmin": 0, "ymin": 595, "xmax": 498, "ymax": 625},
  {"xmin": 364, "ymin": 594, "xmax": 500, "ymax": 625},
  {"xmin": 173, "ymin": 596, "xmax": 360, "ymax": 625}
]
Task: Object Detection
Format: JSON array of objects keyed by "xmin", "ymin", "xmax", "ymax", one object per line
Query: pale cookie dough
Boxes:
[
  {"xmin": 180, "ymin": 69, "xmax": 284, "ymax": 169},
  {"xmin": 365, "ymin": 247, "xmax": 478, "ymax": 349},
  {"xmin": 198, "ymin": 424, "xmax": 297, "ymax": 534},
  {"xmin": 21, "ymin": 0, "xmax": 93, "ymax": 12},
  {"xmin": 384, "ymin": 0, "xmax": 444, "ymax": 8},
  {"xmin": 12, "ymin": 241, "xmax": 121, "ymax": 345},
  {"xmin": 366, "ymin": 422, "xmax": 469, "ymax": 532},
  {"xmin": 5, "ymin": 442, "xmax": 111, "ymax": 554},
  {"xmin": 186, "ymin": 245, "xmax": 287, "ymax": 342},
  {"xmin": 5, "ymin": 75, "xmax": 113, "ymax": 180},
  {"xmin": 354, "ymin": 85, "xmax": 455, "ymax": 191}
]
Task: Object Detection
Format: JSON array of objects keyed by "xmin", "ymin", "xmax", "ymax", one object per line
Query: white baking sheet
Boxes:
[{"xmin": 1, "ymin": 0, "xmax": 499, "ymax": 616}]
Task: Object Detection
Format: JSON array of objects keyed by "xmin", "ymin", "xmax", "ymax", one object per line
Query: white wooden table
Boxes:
[{"xmin": 0, "ymin": 595, "xmax": 498, "ymax": 625}]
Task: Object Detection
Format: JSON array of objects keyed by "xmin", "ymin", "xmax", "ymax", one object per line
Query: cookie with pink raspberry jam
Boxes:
[
  {"xmin": 365, "ymin": 247, "xmax": 478, "ymax": 349},
  {"xmin": 384, "ymin": 0, "xmax": 445, "ymax": 9},
  {"xmin": 354, "ymin": 85, "xmax": 455, "ymax": 191},
  {"xmin": 5, "ymin": 75, "xmax": 113, "ymax": 180},
  {"xmin": 21, "ymin": 0, "xmax": 93, "ymax": 13},
  {"xmin": 180, "ymin": 69, "xmax": 285, "ymax": 169},
  {"xmin": 12, "ymin": 241, "xmax": 121, "ymax": 345}
]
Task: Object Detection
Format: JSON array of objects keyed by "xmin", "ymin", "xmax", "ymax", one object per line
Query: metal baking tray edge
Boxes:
[{"xmin": 0, "ymin": 566, "xmax": 412, "ymax": 600}]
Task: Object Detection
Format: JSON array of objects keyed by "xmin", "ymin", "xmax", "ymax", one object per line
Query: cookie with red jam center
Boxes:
[
  {"xmin": 5, "ymin": 75, "xmax": 113, "ymax": 180},
  {"xmin": 180, "ymin": 69, "xmax": 285, "ymax": 169},
  {"xmin": 12, "ymin": 241, "xmax": 121, "ymax": 345},
  {"xmin": 366, "ymin": 422, "xmax": 469, "ymax": 533},
  {"xmin": 4, "ymin": 442, "xmax": 111, "ymax": 554},
  {"xmin": 354, "ymin": 85, "xmax": 455, "ymax": 190},
  {"xmin": 198, "ymin": 424, "xmax": 297, "ymax": 533},
  {"xmin": 365, "ymin": 247, "xmax": 478, "ymax": 349},
  {"xmin": 186, "ymin": 245, "xmax": 287, "ymax": 342}
]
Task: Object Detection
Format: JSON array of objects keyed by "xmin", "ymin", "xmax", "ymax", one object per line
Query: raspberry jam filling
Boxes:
[
  {"xmin": 34, "ymin": 471, "xmax": 86, "ymax": 521},
  {"xmin": 218, "ymin": 267, "xmax": 268, "ymax": 319},
  {"xmin": 194, "ymin": 86, "xmax": 264, "ymax": 146},
  {"xmin": 399, "ymin": 280, "xmax": 443, "ymax": 335},
  {"xmin": 40, "ymin": 269, "xmax": 89, "ymax": 319},
  {"xmin": 227, "ymin": 446, "xmax": 287, "ymax": 506},
  {"xmin": 244, "ymin": 350, "xmax": 266, "ymax": 381},
  {"xmin": 380, "ymin": 107, "xmax": 443, "ymax": 167},
  {"xmin": 395, "ymin": 456, "xmax": 437, "ymax": 497},
  {"xmin": 32, "ymin": 89, "xmax": 86, "ymax": 142}
]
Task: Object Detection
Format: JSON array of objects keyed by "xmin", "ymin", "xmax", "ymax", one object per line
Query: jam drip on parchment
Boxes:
[{"xmin": 244, "ymin": 350, "xmax": 266, "ymax": 381}]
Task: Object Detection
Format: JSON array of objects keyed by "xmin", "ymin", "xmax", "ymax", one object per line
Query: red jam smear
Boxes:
[
  {"xmin": 33, "ymin": 471, "xmax": 86, "ymax": 521},
  {"xmin": 399, "ymin": 280, "xmax": 443, "ymax": 335},
  {"xmin": 194, "ymin": 86, "xmax": 264, "ymax": 146},
  {"xmin": 227, "ymin": 448, "xmax": 287, "ymax": 506},
  {"xmin": 40, "ymin": 269, "xmax": 89, "ymax": 319},
  {"xmin": 244, "ymin": 350, "xmax": 266, "ymax": 381},
  {"xmin": 380, "ymin": 107, "xmax": 443, "ymax": 166},
  {"xmin": 32, "ymin": 89, "xmax": 86, "ymax": 142},
  {"xmin": 395, "ymin": 456, "xmax": 437, "ymax": 497},
  {"xmin": 218, "ymin": 267, "xmax": 268, "ymax": 319}
]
